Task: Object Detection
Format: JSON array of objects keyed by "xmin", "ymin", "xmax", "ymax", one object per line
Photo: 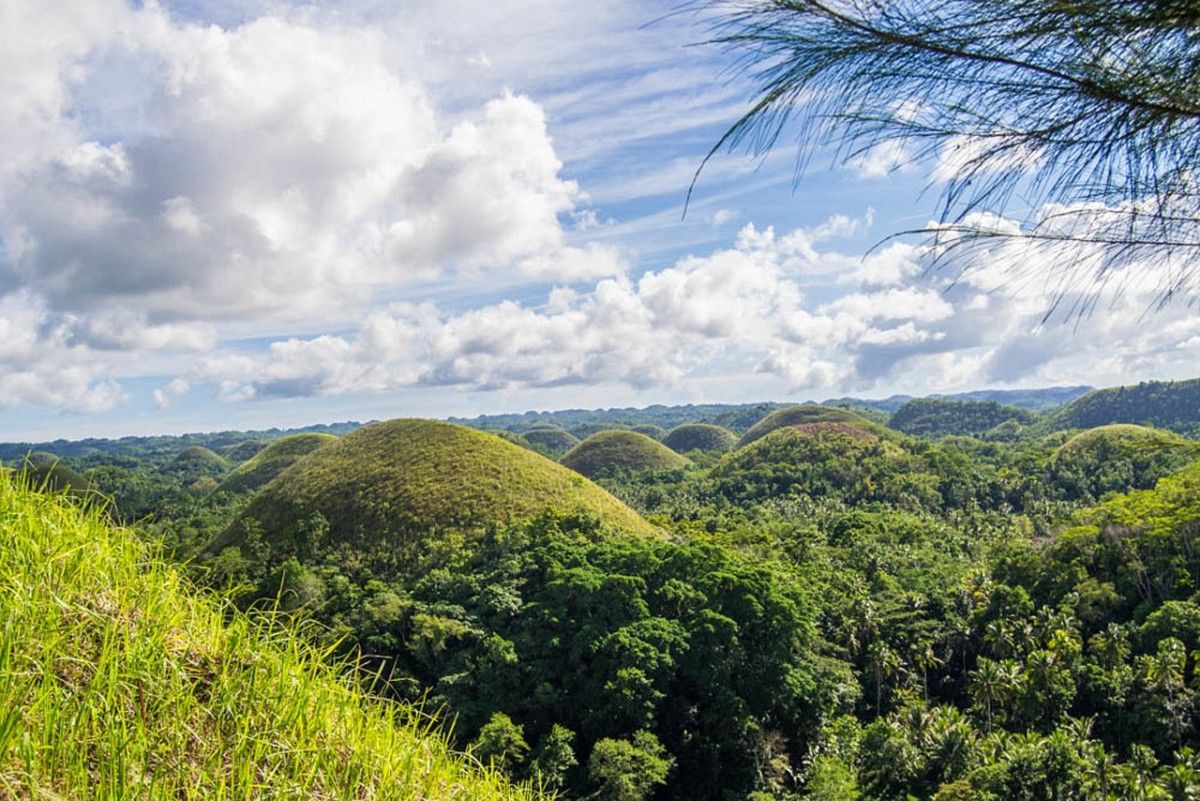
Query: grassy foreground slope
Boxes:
[
  {"xmin": 219, "ymin": 419, "xmax": 656, "ymax": 555},
  {"xmin": 0, "ymin": 476, "xmax": 539, "ymax": 800}
]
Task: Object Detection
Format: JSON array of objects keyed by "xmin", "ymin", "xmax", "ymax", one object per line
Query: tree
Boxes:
[
  {"xmin": 588, "ymin": 730, "xmax": 674, "ymax": 801},
  {"xmin": 471, "ymin": 712, "xmax": 529, "ymax": 775},
  {"xmin": 695, "ymin": 0, "xmax": 1200, "ymax": 309},
  {"xmin": 531, "ymin": 725, "xmax": 577, "ymax": 791}
]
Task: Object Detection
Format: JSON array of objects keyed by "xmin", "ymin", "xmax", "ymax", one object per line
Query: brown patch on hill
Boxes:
[{"xmin": 788, "ymin": 422, "xmax": 879, "ymax": 441}]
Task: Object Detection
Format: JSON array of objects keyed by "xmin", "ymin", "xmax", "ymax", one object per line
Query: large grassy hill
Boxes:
[
  {"xmin": 735, "ymin": 405, "xmax": 887, "ymax": 448},
  {"xmin": 0, "ymin": 476, "xmax": 540, "ymax": 800},
  {"xmin": 215, "ymin": 419, "xmax": 656, "ymax": 561},
  {"xmin": 218, "ymin": 432, "xmax": 338, "ymax": 494},
  {"xmin": 560, "ymin": 430, "xmax": 691, "ymax": 478}
]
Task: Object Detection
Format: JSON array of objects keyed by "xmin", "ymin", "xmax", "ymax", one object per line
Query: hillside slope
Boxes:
[
  {"xmin": 0, "ymin": 476, "xmax": 539, "ymax": 800},
  {"xmin": 560, "ymin": 430, "xmax": 691, "ymax": 478},
  {"xmin": 218, "ymin": 432, "xmax": 338, "ymax": 494},
  {"xmin": 217, "ymin": 419, "xmax": 656, "ymax": 560}
]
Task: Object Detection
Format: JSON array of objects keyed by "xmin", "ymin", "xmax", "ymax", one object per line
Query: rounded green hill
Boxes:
[
  {"xmin": 630, "ymin": 424, "xmax": 667, "ymax": 440},
  {"xmin": 22, "ymin": 452, "xmax": 91, "ymax": 493},
  {"xmin": 736, "ymin": 405, "xmax": 885, "ymax": 448},
  {"xmin": 1054, "ymin": 424, "xmax": 1192, "ymax": 461},
  {"xmin": 1049, "ymin": 424, "xmax": 1199, "ymax": 499},
  {"xmin": 218, "ymin": 433, "xmax": 338, "ymax": 494},
  {"xmin": 662, "ymin": 423, "xmax": 737, "ymax": 454},
  {"xmin": 215, "ymin": 420, "xmax": 656, "ymax": 557},
  {"xmin": 223, "ymin": 440, "xmax": 267, "ymax": 462},
  {"xmin": 520, "ymin": 426, "xmax": 579, "ymax": 454},
  {"xmin": 560, "ymin": 430, "xmax": 691, "ymax": 478},
  {"xmin": 173, "ymin": 446, "xmax": 229, "ymax": 469}
]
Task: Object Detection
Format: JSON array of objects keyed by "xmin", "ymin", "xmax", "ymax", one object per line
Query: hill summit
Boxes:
[
  {"xmin": 560, "ymin": 430, "xmax": 691, "ymax": 478},
  {"xmin": 736, "ymin": 405, "xmax": 885, "ymax": 448},
  {"xmin": 216, "ymin": 419, "xmax": 656, "ymax": 559}
]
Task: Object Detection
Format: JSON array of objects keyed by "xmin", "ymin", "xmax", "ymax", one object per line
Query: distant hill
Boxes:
[
  {"xmin": 736, "ymin": 405, "xmax": 887, "ymax": 449},
  {"xmin": 214, "ymin": 419, "xmax": 656, "ymax": 564},
  {"xmin": 1048, "ymin": 424, "xmax": 1200, "ymax": 500},
  {"xmin": 519, "ymin": 426, "xmax": 579, "ymax": 455},
  {"xmin": 218, "ymin": 432, "xmax": 338, "ymax": 494},
  {"xmin": 450, "ymin": 402, "xmax": 787, "ymax": 435},
  {"xmin": 821, "ymin": 385, "xmax": 1092, "ymax": 413},
  {"xmin": 0, "ymin": 475, "xmax": 540, "ymax": 800},
  {"xmin": 1050, "ymin": 379, "xmax": 1200, "ymax": 434},
  {"xmin": 889, "ymin": 398, "xmax": 1038, "ymax": 438},
  {"xmin": 0, "ymin": 421, "xmax": 364, "ymax": 462},
  {"xmin": 560, "ymin": 430, "xmax": 691, "ymax": 478},
  {"xmin": 662, "ymin": 423, "xmax": 737, "ymax": 454}
]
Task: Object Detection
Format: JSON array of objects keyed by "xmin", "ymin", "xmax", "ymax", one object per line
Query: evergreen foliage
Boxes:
[{"xmin": 890, "ymin": 398, "xmax": 1037, "ymax": 438}]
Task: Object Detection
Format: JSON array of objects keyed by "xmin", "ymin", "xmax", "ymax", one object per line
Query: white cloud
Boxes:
[
  {"xmin": 190, "ymin": 207, "xmax": 1200, "ymax": 403},
  {"xmin": 0, "ymin": 0, "xmax": 626, "ymax": 416},
  {"xmin": 847, "ymin": 140, "xmax": 914, "ymax": 179},
  {"xmin": 153, "ymin": 378, "xmax": 191, "ymax": 410}
]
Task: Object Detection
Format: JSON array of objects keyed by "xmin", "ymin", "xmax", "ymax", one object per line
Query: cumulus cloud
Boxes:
[
  {"xmin": 190, "ymin": 208, "xmax": 1200, "ymax": 403},
  {"xmin": 153, "ymin": 378, "xmax": 191, "ymax": 410},
  {"xmin": 0, "ymin": 0, "xmax": 624, "ymax": 413}
]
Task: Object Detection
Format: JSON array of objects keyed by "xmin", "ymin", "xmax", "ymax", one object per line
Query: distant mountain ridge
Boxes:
[
  {"xmin": 11, "ymin": 379, "xmax": 1200, "ymax": 458},
  {"xmin": 821, "ymin": 385, "xmax": 1093, "ymax": 414}
]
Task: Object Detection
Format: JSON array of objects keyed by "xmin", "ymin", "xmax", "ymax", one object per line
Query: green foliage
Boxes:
[
  {"xmin": 1052, "ymin": 379, "xmax": 1200, "ymax": 435},
  {"xmin": 1049, "ymin": 424, "xmax": 1199, "ymax": 502},
  {"xmin": 473, "ymin": 712, "xmax": 530, "ymax": 774},
  {"xmin": 662, "ymin": 422, "xmax": 737, "ymax": 455},
  {"xmin": 890, "ymin": 398, "xmax": 1038, "ymax": 439},
  {"xmin": 588, "ymin": 730, "xmax": 673, "ymax": 801},
  {"xmin": 0, "ymin": 475, "xmax": 541, "ymax": 800},
  {"xmin": 560, "ymin": 430, "xmax": 691, "ymax": 479},
  {"xmin": 736, "ymin": 405, "xmax": 888, "ymax": 448},
  {"xmin": 218, "ymin": 432, "xmax": 338, "ymax": 494}
]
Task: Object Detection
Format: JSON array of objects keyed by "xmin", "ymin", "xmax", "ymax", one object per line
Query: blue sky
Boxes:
[{"xmin": 1, "ymin": 0, "xmax": 1197, "ymax": 441}]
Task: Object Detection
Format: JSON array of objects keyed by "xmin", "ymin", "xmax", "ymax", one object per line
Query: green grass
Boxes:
[
  {"xmin": 735, "ymin": 405, "xmax": 887, "ymax": 448},
  {"xmin": 662, "ymin": 423, "xmax": 737, "ymax": 455},
  {"xmin": 218, "ymin": 432, "xmax": 338, "ymax": 494},
  {"xmin": 560, "ymin": 430, "xmax": 691, "ymax": 478},
  {"xmin": 0, "ymin": 475, "xmax": 543, "ymax": 800},
  {"xmin": 217, "ymin": 419, "xmax": 657, "ymax": 554}
]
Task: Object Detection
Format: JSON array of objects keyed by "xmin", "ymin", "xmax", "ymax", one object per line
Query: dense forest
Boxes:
[{"xmin": 7, "ymin": 377, "xmax": 1200, "ymax": 799}]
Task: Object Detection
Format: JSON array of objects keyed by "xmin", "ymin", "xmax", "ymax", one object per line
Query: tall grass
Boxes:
[{"xmin": 0, "ymin": 474, "xmax": 542, "ymax": 800}]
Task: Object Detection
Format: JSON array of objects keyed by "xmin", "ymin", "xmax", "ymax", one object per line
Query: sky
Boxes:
[{"xmin": 1, "ymin": 0, "xmax": 1197, "ymax": 441}]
